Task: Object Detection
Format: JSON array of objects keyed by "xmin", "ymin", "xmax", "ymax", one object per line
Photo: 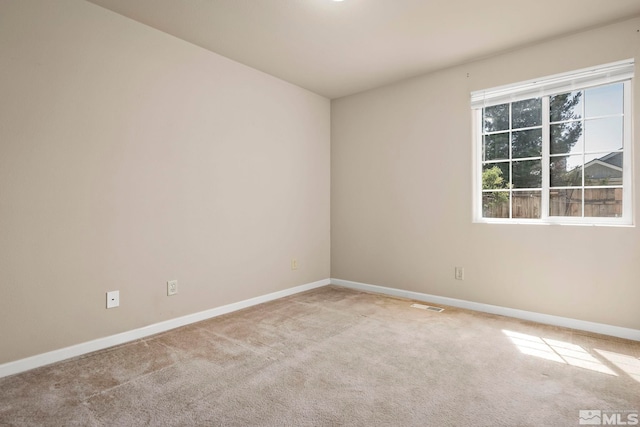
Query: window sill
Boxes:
[{"xmin": 473, "ymin": 218, "xmax": 634, "ymax": 227}]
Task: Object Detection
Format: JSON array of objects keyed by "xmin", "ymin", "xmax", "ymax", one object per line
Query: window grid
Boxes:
[{"xmin": 476, "ymin": 80, "xmax": 631, "ymax": 225}]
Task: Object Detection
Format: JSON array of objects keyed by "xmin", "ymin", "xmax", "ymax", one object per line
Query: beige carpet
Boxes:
[{"xmin": 1, "ymin": 285, "xmax": 638, "ymax": 426}]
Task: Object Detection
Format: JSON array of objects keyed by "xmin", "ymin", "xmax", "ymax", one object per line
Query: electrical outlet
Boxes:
[
  {"xmin": 291, "ymin": 259, "xmax": 298, "ymax": 270},
  {"xmin": 455, "ymin": 267, "xmax": 464, "ymax": 281},
  {"xmin": 106, "ymin": 290, "xmax": 120, "ymax": 308},
  {"xmin": 167, "ymin": 280, "xmax": 178, "ymax": 296}
]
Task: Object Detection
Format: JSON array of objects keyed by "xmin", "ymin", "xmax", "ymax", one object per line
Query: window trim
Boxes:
[
  {"xmin": 471, "ymin": 59, "xmax": 634, "ymax": 109},
  {"xmin": 471, "ymin": 61, "xmax": 634, "ymax": 226}
]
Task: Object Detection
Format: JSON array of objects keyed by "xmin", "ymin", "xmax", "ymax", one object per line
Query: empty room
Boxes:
[{"xmin": 1, "ymin": 0, "xmax": 639, "ymax": 425}]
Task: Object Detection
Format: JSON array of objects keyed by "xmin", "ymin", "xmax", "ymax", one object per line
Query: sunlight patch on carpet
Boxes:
[
  {"xmin": 502, "ymin": 330, "xmax": 617, "ymax": 376},
  {"xmin": 594, "ymin": 349, "xmax": 640, "ymax": 383}
]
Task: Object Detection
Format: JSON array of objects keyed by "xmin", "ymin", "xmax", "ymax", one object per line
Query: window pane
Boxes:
[
  {"xmin": 550, "ymin": 122, "xmax": 583, "ymax": 155},
  {"xmin": 550, "ymin": 189, "xmax": 582, "ymax": 217},
  {"xmin": 512, "ymin": 128, "xmax": 542, "ymax": 158},
  {"xmin": 550, "ymin": 155, "xmax": 582, "ymax": 187},
  {"xmin": 484, "ymin": 104, "xmax": 509, "ymax": 132},
  {"xmin": 513, "ymin": 160, "xmax": 541, "ymax": 188},
  {"xmin": 585, "ymin": 83, "xmax": 623, "ymax": 118},
  {"xmin": 483, "ymin": 133, "xmax": 509, "ymax": 161},
  {"xmin": 550, "ymin": 91, "xmax": 582, "ymax": 123},
  {"xmin": 512, "ymin": 98, "xmax": 541, "ymax": 129},
  {"xmin": 482, "ymin": 163, "xmax": 509, "ymax": 190},
  {"xmin": 584, "ymin": 188, "xmax": 622, "ymax": 217},
  {"xmin": 584, "ymin": 152, "xmax": 623, "ymax": 186},
  {"xmin": 483, "ymin": 192, "xmax": 509, "ymax": 218},
  {"xmin": 584, "ymin": 117, "xmax": 623, "ymax": 152},
  {"xmin": 512, "ymin": 191, "xmax": 541, "ymax": 219}
]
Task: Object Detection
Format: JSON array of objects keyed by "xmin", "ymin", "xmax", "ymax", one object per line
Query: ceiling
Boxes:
[{"xmin": 86, "ymin": 0, "xmax": 640, "ymax": 99}]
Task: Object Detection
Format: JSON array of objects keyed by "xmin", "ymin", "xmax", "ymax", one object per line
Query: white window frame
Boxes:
[{"xmin": 471, "ymin": 59, "xmax": 634, "ymax": 226}]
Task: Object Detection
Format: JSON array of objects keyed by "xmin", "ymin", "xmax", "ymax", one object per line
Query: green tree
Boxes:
[
  {"xmin": 482, "ymin": 165, "xmax": 507, "ymax": 191},
  {"xmin": 549, "ymin": 92, "xmax": 583, "ymax": 215},
  {"xmin": 482, "ymin": 166, "xmax": 508, "ymax": 216},
  {"xmin": 549, "ymin": 91, "xmax": 583, "ymax": 179}
]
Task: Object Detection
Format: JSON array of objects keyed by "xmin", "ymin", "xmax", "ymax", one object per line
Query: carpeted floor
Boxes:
[{"xmin": 1, "ymin": 285, "xmax": 638, "ymax": 426}]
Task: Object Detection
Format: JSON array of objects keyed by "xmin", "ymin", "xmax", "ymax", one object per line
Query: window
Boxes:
[{"xmin": 472, "ymin": 60, "xmax": 634, "ymax": 225}]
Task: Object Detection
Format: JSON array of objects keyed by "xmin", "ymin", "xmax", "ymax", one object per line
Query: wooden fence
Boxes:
[{"xmin": 483, "ymin": 188, "xmax": 622, "ymax": 218}]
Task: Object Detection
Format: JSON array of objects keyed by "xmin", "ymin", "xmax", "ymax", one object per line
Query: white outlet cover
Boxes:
[
  {"xmin": 167, "ymin": 280, "xmax": 178, "ymax": 296},
  {"xmin": 106, "ymin": 290, "xmax": 120, "ymax": 308}
]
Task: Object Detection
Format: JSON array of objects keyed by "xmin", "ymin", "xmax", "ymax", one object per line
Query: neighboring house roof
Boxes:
[
  {"xmin": 594, "ymin": 151, "xmax": 623, "ymax": 168},
  {"xmin": 584, "ymin": 151, "xmax": 622, "ymax": 184}
]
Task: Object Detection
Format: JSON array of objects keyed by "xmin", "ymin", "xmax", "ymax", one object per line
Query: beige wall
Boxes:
[
  {"xmin": 0, "ymin": 0, "xmax": 330, "ymax": 364},
  {"xmin": 332, "ymin": 17, "xmax": 640, "ymax": 329}
]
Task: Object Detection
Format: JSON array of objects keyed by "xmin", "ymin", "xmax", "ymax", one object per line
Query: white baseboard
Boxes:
[
  {"xmin": 0, "ymin": 278, "xmax": 330, "ymax": 379},
  {"xmin": 331, "ymin": 278, "xmax": 640, "ymax": 341},
  {"xmin": 4, "ymin": 277, "xmax": 637, "ymax": 379}
]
